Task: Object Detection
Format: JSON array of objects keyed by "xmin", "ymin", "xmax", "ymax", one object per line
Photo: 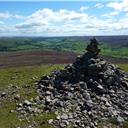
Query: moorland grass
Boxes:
[
  {"xmin": 0, "ymin": 64, "xmax": 64, "ymax": 128},
  {"xmin": 0, "ymin": 63, "xmax": 128, "ymax": 128},
  {"xmin": 118, "ymin": 64, "xmax": 128, "ymax": 72}
]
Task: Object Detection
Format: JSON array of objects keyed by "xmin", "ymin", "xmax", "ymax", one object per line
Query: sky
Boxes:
[{"xmin": 0, "ymin": 0, "xmax": 128, "ymax": 36}]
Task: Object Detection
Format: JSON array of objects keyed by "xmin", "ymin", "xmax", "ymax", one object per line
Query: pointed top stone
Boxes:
[{"xmin": 86, "ymin": 38, "xmax": 101, "ymax": 56}]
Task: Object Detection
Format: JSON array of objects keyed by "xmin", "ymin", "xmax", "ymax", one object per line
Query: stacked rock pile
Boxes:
[{"xmin": 16, "ymin": 38, "xmax": 128, "ymax": 128}]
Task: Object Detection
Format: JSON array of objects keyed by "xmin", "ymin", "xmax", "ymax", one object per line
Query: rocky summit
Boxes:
[{"xmin": 16, "ymin": 38, "xmax": 128, "ymax": 128}]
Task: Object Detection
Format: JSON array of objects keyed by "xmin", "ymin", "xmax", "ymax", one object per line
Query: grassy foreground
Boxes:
[
  {"xmin": 0, "ymin": 64, "xmax": 128, "ymax": 128},
  {"xmin": 0, "ymin": 65, "xmax": 64, "ymax": 128},
  {"xmin": 118, "ymin": 64, "xmax": 128, "ymax": 72}
]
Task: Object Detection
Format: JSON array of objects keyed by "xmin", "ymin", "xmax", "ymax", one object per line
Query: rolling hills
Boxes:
[{"xmin": 0, "ymin": 36, "xmax": 128, "ymax": 58}]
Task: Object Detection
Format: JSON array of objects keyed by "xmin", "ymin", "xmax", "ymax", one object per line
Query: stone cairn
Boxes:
[{"xmin": 16, "ymin": 38, "xmax": 128, "ymax": 128}]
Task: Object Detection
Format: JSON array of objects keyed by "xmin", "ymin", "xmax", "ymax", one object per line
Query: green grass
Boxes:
[
  {"xmin": 0, "ymin": 64, "xmax": 64, "ymax": 128},
  {"xmin": 123, "ymin": 120, "xmax": 128, "ymax": 128},
  {"xmin": 118, "ymin": 64, "xmax": 128, "ymax": 72},
  {"xmin": 0, "ymin": 65, "xmax": 64, "ymax": 90},
  {"xmin": 100, "ymin": 44, "xmax": 128, "ymax": 59}
]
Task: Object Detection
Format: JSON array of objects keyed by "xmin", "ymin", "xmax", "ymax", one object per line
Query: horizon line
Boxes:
[
  {"xmin": 0, "ymin": 35, "xmax": 128, "ymax": 38},
  {"xmin": 0, "ymin": 0, "xmax": 122, "ymax": 2}
]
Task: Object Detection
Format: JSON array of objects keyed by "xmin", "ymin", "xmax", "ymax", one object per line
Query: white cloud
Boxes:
[
  {"xmin": 14, "ymin": 9, "xmax": 90, "ymax": 35},
  {"xmin": 107, "ymin": 2, "xmax": 123, "ymax": 11},
  {"xmin": 16, "ymin": 8, "xmax": 89, "ymax": 29},
  {"xmin": 0, "ymin": 12, "xmax": 27, "ymax": 21},
  {"xmin": 125, "ymin": 13, "xmax": 128, "ymax": 17},
  {"xmin": 27, "ymin": 8, "xmax": 89, "ymax": 24},
  {"xmin": 13, "ymin": 14, "xmax": 26, "ymax": 20},
  {"xmin": 80, "ymin": 6, "xmax": 89, "ymax": 12},
  {"xmin": 94, "ymin": 3, "xmax": 104, "ymax": 8},
  {"xmin": 0, "ymin": 21, "xmax": 4, "ymax": 24},
  {"xmin": 102, "ymin": 11, "xmax": 119, "ymax": 17},
  {"xmin": 0, "ymin": 7, "xmax": 128, "ymax": 36},
  {"xmin": 107, "ymin": 0, "xmax": 128, "ymax": 11},
  {"xmin": 0, "ymin": 24, "xmax": 16, "ymax": 34},
  {"xmin": 0, "ymin": 12, "xmax": 12, "ymax": 19},
  {"xmin": 14, "ymin": 8, "xmax": 124, "ymax": 36}
]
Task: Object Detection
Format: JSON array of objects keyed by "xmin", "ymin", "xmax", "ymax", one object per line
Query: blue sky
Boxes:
[{"xmin": 0, "ymin": 0, "xmax": 128, "ymax": 36}]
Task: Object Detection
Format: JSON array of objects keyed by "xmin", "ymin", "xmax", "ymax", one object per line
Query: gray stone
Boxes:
[
  {"xmin": 14, "ymin": 94, "xmax": 20, "ymax": 101},
  {"xmin": 1, "ymin": 92, "xmax": 6, "ymax": 98},
  {"xmin": 56, "ymin": 115, "xmax": 61, "ymax": 120},
  {"xmin": 45, "ymin": 96, "xmax": 51, "ymax": 103},
  {"xmin": 48, "ymin": 119, "xmax": 53, "ymax": 124},
  {"xmin": 61, "ymin": 114, "xmax": 68, "ymax": 120},
  {"xmin": 60, "ymin": 122, "xmax": 66, "ymax": 128},
  {"xmin": 117, "ymin": 116, "xmax": 124, "ymax": 123},
  {"xmin": 17, "ymin": 103, "xmax": 22, "ymax": 107},
  {"xmin": 45, "ymin": 91, "xmax": 52, "ymax": 95},
  {"xmin": 23, "ymin": 100, "xmax": 32, "ymax": 106}
]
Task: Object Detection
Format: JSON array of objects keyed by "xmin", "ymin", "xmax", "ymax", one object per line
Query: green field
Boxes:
[
  {"xmin": 100, "ymin": 44, "xmax": 128, "ymax": 59},
  {"xmin": 0, "ymin": 37, "xmax": 128, "ymax": 58},
  {"xmin": 0, "ymin": 64, "xmax": 128, "ymax": 128},
  {"xmin": 0, "ymin": 65, "xmax": 64, "ymax": 128}
]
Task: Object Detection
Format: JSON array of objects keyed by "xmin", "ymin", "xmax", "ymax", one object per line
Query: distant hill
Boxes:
[
  {"xmin": 60, "ymin": 35, "xmax": 128, "ymax": 47},
  {"xmin": 0, "ymin": 36, "xmax": 128, "ymax": 58}
]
